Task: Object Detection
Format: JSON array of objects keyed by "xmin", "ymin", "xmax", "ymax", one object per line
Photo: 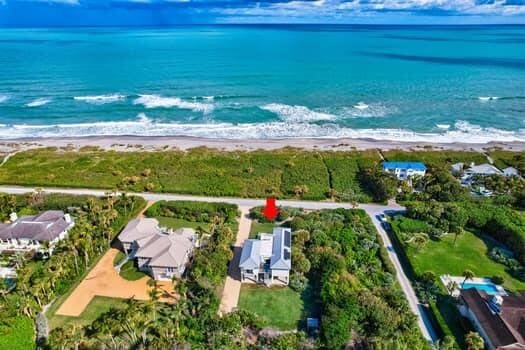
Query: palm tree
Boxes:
[
  {"xmin": 465, "ymin": 331, "xmax": 484, "ymax": 350},
  {"xmin": 446, "ymin": 281, "xmax": 459, "ymax": 294},
  {"xmin": 453, "ymin": 228, "xmax": 463, "ymax": 247},
  {"xmin": 462, "ymin": 270, "xmax": 475, "ymax": 288},
  {"xmin": 147, "ymin": 279, "xmax": 161, "ymax": 321}
]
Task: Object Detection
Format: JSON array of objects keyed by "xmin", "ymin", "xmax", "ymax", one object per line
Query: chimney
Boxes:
[{"xmin": 9, "ymin": 212, "xmax": 18, "ymax": 222}]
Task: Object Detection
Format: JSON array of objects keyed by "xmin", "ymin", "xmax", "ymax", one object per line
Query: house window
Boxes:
[
  {"xmin": 245, "ymin": 269, "xmax": 253, "ymax": 274},
  {"xmin": 166, "ymin": 267, "xmax": 175, "ymax": 273}
]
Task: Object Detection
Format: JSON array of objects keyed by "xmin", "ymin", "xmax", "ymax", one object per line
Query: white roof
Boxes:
[
  {"xmin": 467, "ymin": 164, "xmax": 502, "ymax": 175},
  {"xmin": 503, "ymin": 167, "xmax": 519, "ymax": 175},
  {"xmin": 118, "ymin": 218, "xmax": 160, "ymax": 244},
  {"xmin": 239, "ymin": 227, "xmax": 291, "ymax": 271},
  {"xmin": 135, "ymin": 228, "xmax": 195, "ymax": 267},
  {"xmin": 118, "ymin": 218, "xmax": 196, "ymax": 268}
]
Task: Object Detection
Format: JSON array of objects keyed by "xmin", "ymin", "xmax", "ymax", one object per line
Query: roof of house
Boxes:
[
  {"xmin": 451, "ymin": 162, "xmax": 464, "ymax": 171},
  {"xmin": 118, "ymin": 218, "xmax": 160, "ymax": 244},
  {"xmin": 382, "ymin": 161, "xmax": 427, "ymax": 171},
  {"xmin": 467, "ymin": 163, "xmax": 503, "ymax": 175},
  {"xmin": 461, "ymin": 289, "xmax": 525, "ymax": 348},
  {"xmin": 0, "ymin": 210, "xmax": 72, "ymax": 241},
  {"xmin": 239, "ymin": 239, "xmax": 262, "ymax": 270},
  {"xmin": 503, "ymin": 167, "xmax": 519, "ymax": 175},
  {"xmin": 134, "ymin": 227, "xmax": 196, "ymax": 268},
  {"xmin": 239, "ymin": 227, "xmax": 291, "ymax": 271},
  {"xmin": 270, "ymin": 228, "xmax": 292, "ymax": 270}
]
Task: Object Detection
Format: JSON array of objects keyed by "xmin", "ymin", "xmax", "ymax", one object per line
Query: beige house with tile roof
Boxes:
[{"xmin": 118, "ymin": 218, "xmax": 197, "ymax": 281}]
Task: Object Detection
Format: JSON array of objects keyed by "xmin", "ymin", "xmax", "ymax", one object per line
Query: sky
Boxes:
[{"xmin": 1, "ymin": 0, "xmax": 525, "ymax": 26}]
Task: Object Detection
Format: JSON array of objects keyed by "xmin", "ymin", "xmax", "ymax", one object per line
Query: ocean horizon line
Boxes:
[{"xmin": 2, "ymin": 23, "xmax": 525, "ymax": 29}]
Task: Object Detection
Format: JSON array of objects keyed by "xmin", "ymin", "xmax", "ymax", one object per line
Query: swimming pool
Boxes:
[{"xmin": 461, "ymin": 282, "xmax": 500, "ymax": 295}]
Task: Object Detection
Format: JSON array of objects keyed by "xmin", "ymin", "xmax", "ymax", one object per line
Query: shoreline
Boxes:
[{"xmin": 1, "ymin": 135, "xmax": 524, "ymax": 153}]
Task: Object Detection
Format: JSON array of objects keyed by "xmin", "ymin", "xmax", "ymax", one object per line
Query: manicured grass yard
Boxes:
[
  {"xmin": 49, "ymin": 296, "xmax": 129, "ymax": 330},
  {"xmin": 119, "ymin": 260, "xmax": 148, "ymax": 281},
  {"xmin": 0, "ymin": 316, "xmax": 35, "ymax": 350},
  {"xmin": 249, "ymin": 221, "xmax": 279, "ymax": 238},
  {"xmin": 238, "ymin": 285, "xmax": 314, "ymax": 330},
  {"xmin": 406, "ymin": 230, "xmax": 525, "ymax": 292}
]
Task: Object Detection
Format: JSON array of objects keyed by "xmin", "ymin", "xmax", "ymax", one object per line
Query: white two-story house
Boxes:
[{"xmin": 239, "ymin": 227, "xmax": 291, "ymax": 286}]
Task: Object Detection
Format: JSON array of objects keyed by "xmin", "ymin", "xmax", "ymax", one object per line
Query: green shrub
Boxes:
[
  {"xmin": 0, "ymin": 316, "xmax": 35, "ymax": 350},
  {"xmin": 146, "ymin": 200, "xmax": 238, "ymax": 224},
  {"xmin": 491, "ymin": 275, "xmax": 505, "ymax": 285}
]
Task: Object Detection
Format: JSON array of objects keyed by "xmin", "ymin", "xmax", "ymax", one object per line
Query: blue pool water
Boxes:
[
  {"xmin": 461, "ymin": 282, "xmax": 500, "ymax": 295},
  {"xmin": 0, "ymin": 25, "xmax": 524, "ymax": 141}
]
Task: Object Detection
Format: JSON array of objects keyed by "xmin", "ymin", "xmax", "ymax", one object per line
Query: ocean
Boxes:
[{"xmin": 0, "ymin": 25, "xmax": 524, "ymax": 143}]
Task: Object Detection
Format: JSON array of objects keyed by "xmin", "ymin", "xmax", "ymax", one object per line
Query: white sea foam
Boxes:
[
  {"xmin": 26, "ymin": 98, "xmax": 51, "ymax": 107},
  {"xmin": 436, "ymin": 124, "xmax": 451, "ymax": 130},
  {"xmin": 0, "ymin": 118, "xmax": 523, "ymax": 144},
  {"xmin": 133, "ymin": 94, "xmax": 214, "ymax": 114},
  {"xmin": 478, "ymin": 96, "xmax": 499, "ymax": 101},
  {"xmin": 341, "ymin": 103, "xmax": 391, "ymax": 118},
  {"xmin": 0, "ymin": 94, "xmax": 10, "ymax": 104},
  {"xmin": 261, "ymin": 103, "xmax": 336, "ymax": 122},
  {"xmin": 74, "ymin": 94, "xmax": 126, "ymax": 104},
  {"xmin": 354, "ymin": 102, "xmax": 369, "ymax": 110}
]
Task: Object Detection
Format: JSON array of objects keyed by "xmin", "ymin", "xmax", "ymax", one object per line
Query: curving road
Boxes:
[{"xmin": 0, "ymin": 185, "xmax": 438, "ymax": 342}]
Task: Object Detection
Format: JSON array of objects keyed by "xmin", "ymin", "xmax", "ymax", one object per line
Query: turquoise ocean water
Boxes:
[{"xmin": 0, "ymin": 25, "xmax": 524, "ymax": 142}]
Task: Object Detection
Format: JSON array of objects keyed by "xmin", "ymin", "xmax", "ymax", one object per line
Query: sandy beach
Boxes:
[{"xmin": 0, "ymin": 135, "xmax": 524, "ymax": 154}]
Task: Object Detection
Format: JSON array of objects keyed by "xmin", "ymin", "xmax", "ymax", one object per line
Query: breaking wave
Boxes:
[
  {"xmin": 260, "ymin": 103, "xmax": 336, "ymax": 122},
  {"xmin": 341, "ymin": 103, "xmax": 391, "ymax": 118},
  {"xmin": 26, "ymin": 98, "xmax": 52, "ymax": 107},
  {"xmin": 133, "ymin": 94, "xmax": 214, "ymax": 114},
  {"xmin": 74, "ymin": 94, "xmax": 126, "ymax": 104},
  {"xmin": 478, "ymin": 96, "xmax": 500, "ymax": 101},
  {"xmin": 0, "ymin": 117, "xmax": 523, "ymax": 144},
  {"xmin": 0, "ymin": 94, "xmax": 10, "ymax": 103}
]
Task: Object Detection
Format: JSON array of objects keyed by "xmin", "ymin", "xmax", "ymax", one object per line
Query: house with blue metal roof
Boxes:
[
  {"xmin": 382, "ymin": 161, "xmax": 427, "ymax": 180},
  {"xmin": 239, "ymin": 227, "xmax": 291, "ymax": 286}
]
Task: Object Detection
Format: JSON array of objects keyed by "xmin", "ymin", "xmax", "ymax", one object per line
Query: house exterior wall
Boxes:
[
  {"xmin": 149, "ymin": 265, "xmax": 184, "ymax": 280},
  {"xmin": 271, "ymin": 268, "xmax": 290, "ymax": 284},
  {"xmin": 385, "ymin": 168, "xmax": 426, "ymax": 180},
  {"xmin": 0, "ymin": 238, "xmax": 41, "ymax": 251},
  {"xmin": 240, "ymin": 268, "xmax": 259, "ymax": 282},
  {"xmin": 240, "ymin": 267, "xmax": 289, "ymax": 285}
]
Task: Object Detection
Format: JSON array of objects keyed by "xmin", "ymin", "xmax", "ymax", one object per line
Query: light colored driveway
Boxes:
[
  {"xmin": 365, "ymin": 204, "xmax": 438, "ymax": 342},
  {"xmin": 0, "ymin": 185, "xmax": 436, "ymax": 341},
  {"xmin": 219, "ymin": 206, "xmax": 252, "ymax": 315},
  {"xmin": 56, "ymin": 248, "xmax": 175, "ymax": 317}
]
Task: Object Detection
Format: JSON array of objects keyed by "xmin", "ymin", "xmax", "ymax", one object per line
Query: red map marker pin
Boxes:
[{"xmin": 262, "ymin": 197, "xmax": 279, "ymax": 221}]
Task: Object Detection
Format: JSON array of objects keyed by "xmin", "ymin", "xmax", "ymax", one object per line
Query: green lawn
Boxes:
[
  {"xmin": 119, "ymin": 260, "xmax": 149, "ymax": 281},
  {"xmin": 48, "ymin": 296, "xmax": 130, "ymax": 330},
  {"xmin": 238, "ymin": 285, "xmax": 314, "ymax": 330},
  {"xmin": 249, "ymin": 221, "xmax": 279, "ymax": 238},
  {"xmin": 0, "ymin": 316, "xmax": 35, "ymax": 350},
  {"xmin": 156, "ymin": 216, "xmax": 207, "ymax": 230},
  {"xmin": 113, "ymin": 250, "xmax": 126, "ymax": 266},
  {"xmin": 406, "ymin": 230, "xmax": 525, "ymax": 292}
]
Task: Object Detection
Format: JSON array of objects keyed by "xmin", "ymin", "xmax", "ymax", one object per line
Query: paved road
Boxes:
[
  {"xmin": 0, "ymin": 185, "xmax": 437, "ymax": 342},
  {"xmin": 219, "ymin": 206, "xmax": 252, "ymax": 315},
  {"xmin": 365, "ymin": 205, "xmax": 439, "ymax": 342}
]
